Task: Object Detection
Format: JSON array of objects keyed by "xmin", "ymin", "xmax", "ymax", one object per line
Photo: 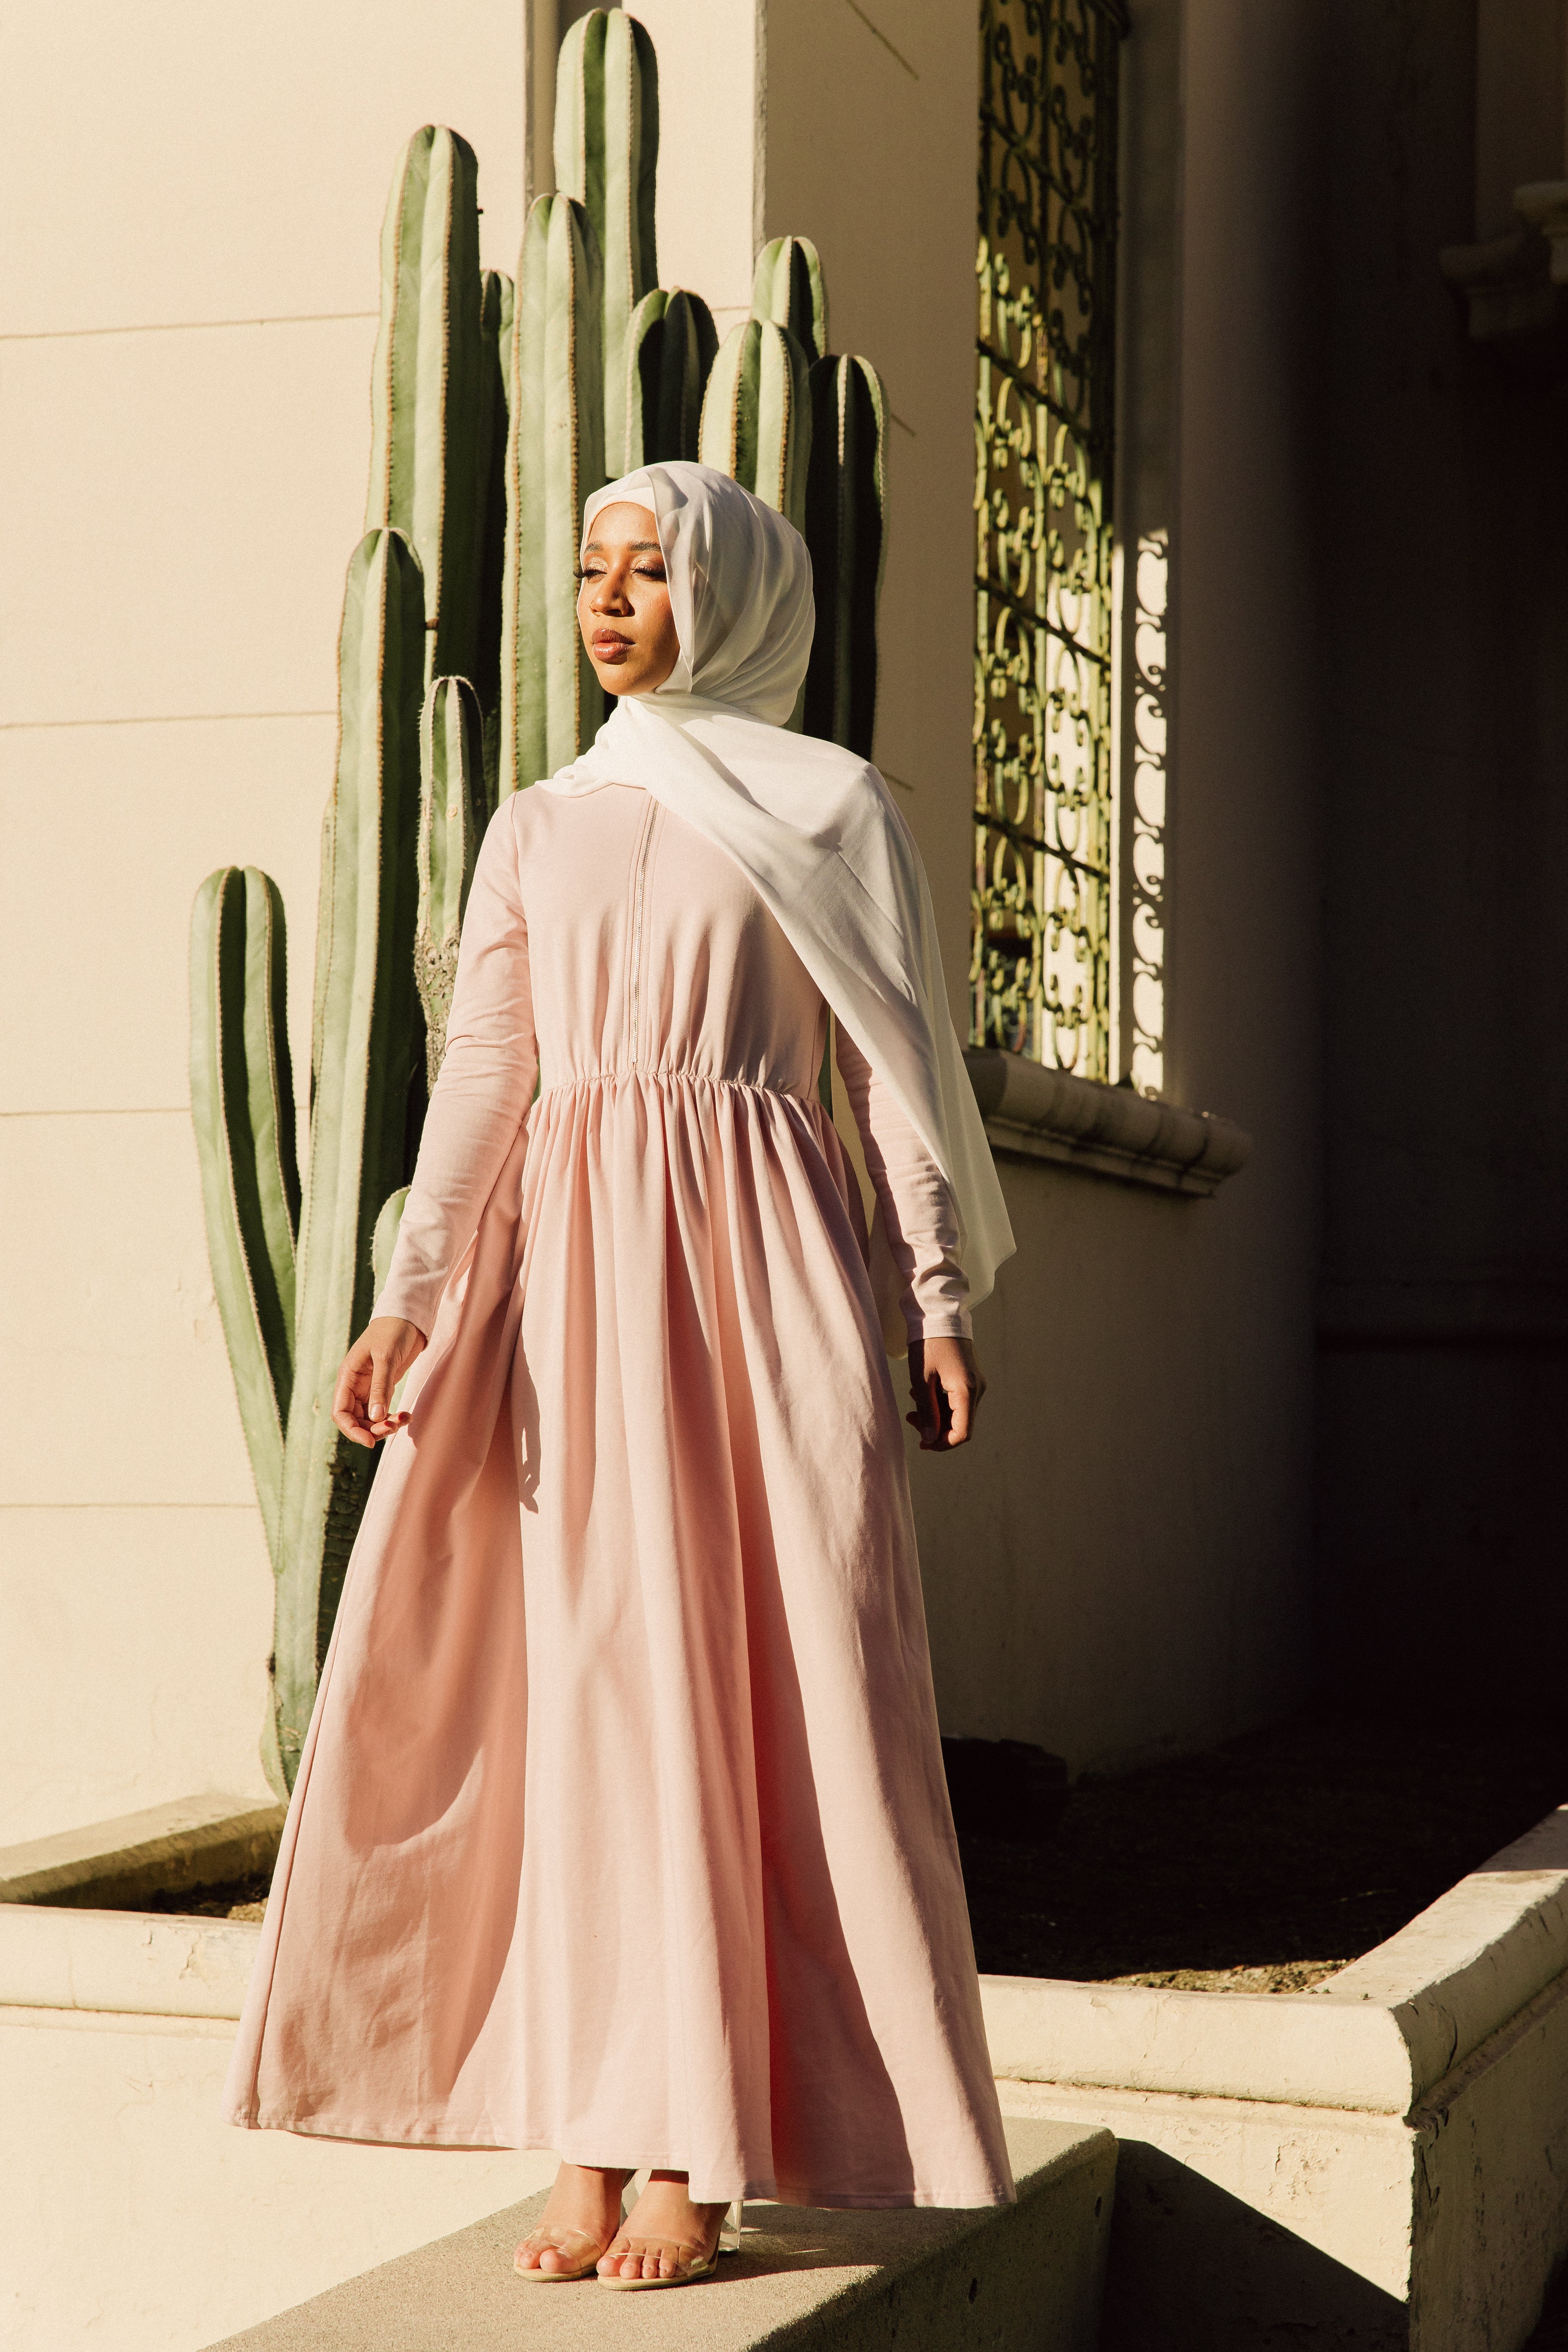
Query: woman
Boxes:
[{"xmin": 224, "ymin": 462, "xmax": 1017, "ymax": 2289}]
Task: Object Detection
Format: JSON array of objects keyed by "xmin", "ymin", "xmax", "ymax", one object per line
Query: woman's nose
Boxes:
[{"xmin": 591, "ymin": 567, "xmax": 633, "ymax": 614}]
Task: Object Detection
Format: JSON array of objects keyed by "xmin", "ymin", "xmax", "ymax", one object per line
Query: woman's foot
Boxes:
[
  {"xmin": 514, "ymin": 2162, "xmax": 631, "ymax": 2280},
  {"xmin": 597, "ymin": 2171, "xmax": 728, "ymax": 2284}
]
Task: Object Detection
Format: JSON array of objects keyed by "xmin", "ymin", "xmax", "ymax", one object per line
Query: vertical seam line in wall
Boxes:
[{"xmin": 753, "ymin": 0, "xmax": 767, "ymax": 260}]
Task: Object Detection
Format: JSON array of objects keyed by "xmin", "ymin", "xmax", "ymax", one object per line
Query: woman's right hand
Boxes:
[{"xmin": 331, "ymin": 1317, "xmax": 427, "ymax": 1448}]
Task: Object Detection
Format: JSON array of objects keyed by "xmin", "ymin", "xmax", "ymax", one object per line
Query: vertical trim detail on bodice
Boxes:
[{"xmin": 625, "ymin": 793, "xmax": 662, "ymax": 1069}]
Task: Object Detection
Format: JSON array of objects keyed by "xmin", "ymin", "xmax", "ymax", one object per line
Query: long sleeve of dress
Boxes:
[
  {"xmin": 834, "ymin": 1019, "xmax": 972, "ymax": 1343},
  {"xmin": 373, "ymin": 802, "xmax": 538, "ymax": 1338}
]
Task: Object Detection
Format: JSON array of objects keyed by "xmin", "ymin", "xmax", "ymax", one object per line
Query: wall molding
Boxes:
[{"xmin": 966, "ymin": 1048, "xmax": 1252, "ymax": 1198}]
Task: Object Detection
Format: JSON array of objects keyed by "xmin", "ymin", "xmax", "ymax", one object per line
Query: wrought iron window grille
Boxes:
[{"xmin": 973, "ymin": 0, "xmax": 1133, "ymax": 1084}]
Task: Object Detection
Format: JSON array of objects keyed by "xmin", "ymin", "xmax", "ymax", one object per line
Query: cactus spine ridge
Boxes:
[{"xmin": 416, "ymin": 675, "xmax": 487, "ymax": 1083}]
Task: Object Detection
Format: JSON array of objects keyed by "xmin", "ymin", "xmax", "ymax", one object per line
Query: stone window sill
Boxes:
[{"xmin": 965, "ymin": 1048, "xmax": 1252, "ymax": 1198}]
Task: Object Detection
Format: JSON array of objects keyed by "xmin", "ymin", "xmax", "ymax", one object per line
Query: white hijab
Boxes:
[{"xmin": 539, "ymin": 460, "xmax": 1015, "ymax": 1316}]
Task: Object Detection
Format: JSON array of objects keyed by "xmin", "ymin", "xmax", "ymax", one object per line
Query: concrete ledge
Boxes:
[
  {"xmin": 965, "ymin": 1047, "xmax": 1252, "ymax": 1196},
  {"xmin": 205, "ymin": 2115, "xmax": 1115, "ymax": 2350},
  {"xmin": 1315, "ymin": 1803, "xmax": 1568, "ymax": 2099},
  {"xmin": 0, "ymin": 1792, "xmax": 285, "ymax": 1908},
  {"xmin": 0, "ymin": 1903, "xmax": 260, "ymax": 2018},
  {"xmin": 983, "ymin": 1804, "xmax": 1568, "ymax": 2119},
  {"xmin": 981, "ymin": 1972, "xmax": 1415, "ymax": 2114}
]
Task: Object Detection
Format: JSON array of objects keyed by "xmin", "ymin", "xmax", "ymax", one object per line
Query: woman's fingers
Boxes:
[
  {"xmin": 331, "ymin": 1318, "xmax": 427, "ymax": 1448},
  {"xmin": 331, "ymin": 1342, "xmax": 376, "ymax": 1448},
  {"xmin": 905, "ymin": 1339, "xmax": 986, "ymax": 1451}
]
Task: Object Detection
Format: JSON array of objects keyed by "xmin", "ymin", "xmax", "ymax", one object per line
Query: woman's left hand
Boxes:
[{"xmin": 906, "ymin": 1337, "xmax": 986, "ymax": 1451}]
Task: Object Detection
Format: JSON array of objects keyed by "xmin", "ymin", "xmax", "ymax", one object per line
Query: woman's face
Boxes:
[{"xmin": 577, "ymin": 502, "xmax": 680, "ymax": 696}]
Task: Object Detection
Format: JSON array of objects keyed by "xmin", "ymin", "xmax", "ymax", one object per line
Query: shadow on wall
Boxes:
[
  {"xmin": 1314, "ymin": 1349, "xmax": 1568, "ymax": 1711},
  {"xmin": 1102, "ymin": 2147, "xmax": 1406, "ymax": 2352}
]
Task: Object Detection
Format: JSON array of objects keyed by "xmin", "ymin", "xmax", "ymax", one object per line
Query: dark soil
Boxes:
[
  {"xmin": 955, "ymin": 1703, "xmax": 1568, "ymax": 1992},
  {"xmin": 144, "ymin": 1869, "xmax": 271, "ymax": 1923}
]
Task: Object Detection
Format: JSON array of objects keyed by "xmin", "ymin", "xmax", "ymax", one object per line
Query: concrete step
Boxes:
[
  {"xmin": 0, "ymin": 1791, "xmax": 285, "ymax": 1908},
  {"xmin": 206, "ymin": 2116, "xmax": 1115, "ymax": 2351}
]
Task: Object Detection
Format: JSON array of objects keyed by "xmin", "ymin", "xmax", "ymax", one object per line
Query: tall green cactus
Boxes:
[
  {"xmin": 624, "ymin": 287, "xmax": 718, "ymax": 468},
  {"xmin": 194, "ymin": 126, "xmax": 494, "ymax": 1792},
  {"xmin": 699, "ymin": 317, "xmax": 814, "ymax": 534},
  {"xmin": 416, "ymin": 675, "xmax": 487, "ymax": 1081},
  {"xmin": 748, "ymin": 236, "xmax": 888, "ymax": 757},
  {"xmin": 803, "ymin": 355, "xmax": 888, "ymax": 757},
  {"xmin": 192, "ymin": 27, "xmax": 894, "ymax": 1797},
  {"xmin": 752, "ymin": 235, "xmax": 829, "ymax": 361},
  {"xmin": 475, "ymin": 268, "xmax": 514, "ymax": 800},
  {"xmin": 275, "ymin": 527, "xmax": 427, "ymax": 1781},
  {"xmin": 189, "ymin": 867, "xmax": 299, "ymax": 1564},
  {"xmin": 501, "ymin": 191, "xmax": 604, "ymax": 795},
  {"xmin": 554, "ymin": 8, "xmax": 658, "ymax": 475},
  {"xmin": 366, "ymin": 127, "xmax": 486, "ymax": 689}
]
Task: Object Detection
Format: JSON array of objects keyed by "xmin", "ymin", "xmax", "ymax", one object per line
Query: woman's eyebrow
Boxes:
[{"xmin": 582, "ymin": 539, "xmax": 663, "ymax": 554}]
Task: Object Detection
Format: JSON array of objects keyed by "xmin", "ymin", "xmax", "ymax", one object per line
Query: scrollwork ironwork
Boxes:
[
  {"xmin": 973, "ymin": 0, "xmax": 1125, "ymax": 1075},
  {"xmin": 1127, "ymin": 528, "xmax": 1168, "ymax": 1095}
]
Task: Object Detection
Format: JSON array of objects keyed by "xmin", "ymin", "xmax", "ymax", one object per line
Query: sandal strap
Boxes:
[{"xmin": 521, "ymin": 2226, "xmax": 608, "ymax": 2258}]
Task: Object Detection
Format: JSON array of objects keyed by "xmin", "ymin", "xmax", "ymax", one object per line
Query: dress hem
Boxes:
[{"xmin": 223, "ymin": 2109, "xmax": 1014, "ymax": 2209}]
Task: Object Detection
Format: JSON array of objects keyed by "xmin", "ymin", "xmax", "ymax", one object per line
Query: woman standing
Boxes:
[{"xmin": 224, "ymin": 462, "xmax": 1017, "ymax": 2288}]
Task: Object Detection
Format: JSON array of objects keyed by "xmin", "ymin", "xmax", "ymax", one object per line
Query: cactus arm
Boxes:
[
  {"xmin": 416, "ymin": 676, "xmax": 487, "ymax": 1084},
  {"xmin": 475, "ymin": 270, "xmax": 514, "ymax": 812},
  {"xmin": 275, "ymin": 527, "xmax": 426, "ymax": 1782},
  {"xmin": 189, "ymin": 865, "xmax": 299, "ymax": 1565},
  {"xmin": 624, "ymin": 286, "xmax": 717, "ymax": 469},
  {"xmin": 501, "ymin": 192, "xmax": 605, "ymax": 797},
  {"xmin": 365, "ymin": 126, "xmax": 485, "ymax": 690},
  {"xmin": 803, "ymin": 354, "xmax": 889, "ymax": 757},
  {"xmin": 699, "ymin": 317, "xmax": 813, "ymax": 534},
  {"xmin": 752, "ymin": 235, "xmax": 828, "ymax": 361}
]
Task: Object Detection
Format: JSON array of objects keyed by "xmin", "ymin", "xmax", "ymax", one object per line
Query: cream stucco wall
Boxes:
[{"xmin": 3, "ymin": 0, "xmax": 1326, "ymax": 1839}]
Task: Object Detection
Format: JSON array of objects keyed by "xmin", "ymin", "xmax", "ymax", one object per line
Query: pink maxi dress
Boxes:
[{"xmin": 224, "ymin": 774, "xmax": 1014, "ymax": 2211}]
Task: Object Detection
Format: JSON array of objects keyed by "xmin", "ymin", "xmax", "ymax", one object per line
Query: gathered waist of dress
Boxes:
[{"xmin": 536, "ymin": 1066, "xmax": 817, "ymax": 1110}]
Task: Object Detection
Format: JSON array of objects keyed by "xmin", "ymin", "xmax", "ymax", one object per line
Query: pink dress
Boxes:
[{"xmin": 223, "ymin": 778, "xmax": 1014, "ymax": 2210}]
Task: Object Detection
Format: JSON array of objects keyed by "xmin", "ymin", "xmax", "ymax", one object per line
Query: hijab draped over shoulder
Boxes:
[{"xmin": 538, "ymin": 459, "xmax": 1015, "ymax": 1312}]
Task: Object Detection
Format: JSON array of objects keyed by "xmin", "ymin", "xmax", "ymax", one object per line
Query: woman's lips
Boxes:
[{"xmin": 591, "ymin": 633, "xmax": 631, "ymax": 660}]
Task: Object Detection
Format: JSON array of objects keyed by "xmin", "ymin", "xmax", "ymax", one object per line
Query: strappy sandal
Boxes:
[
  {"xmin": 597, "ymin": 2199, "xmax": 742, "ymax": 2291},
  {"xmin": 514, "ymin": 2225, "xmax": 619, "ymax": 2284}
]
